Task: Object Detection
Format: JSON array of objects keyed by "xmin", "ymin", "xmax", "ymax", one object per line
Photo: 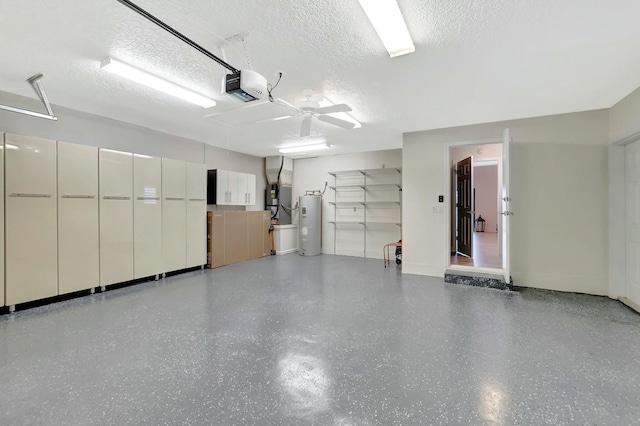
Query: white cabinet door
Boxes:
[
  {"xmin": 134, "ymin": 154, "xmax": 162, "ymax": 278},
  {"xmin": 246, "ymin": 173, "xmax": 257, "ymax": 206},
  {"xmin": 237, "ymin": 172, "xmax": 248, "ymax": 205},
  {"xmin": 186, "ymin": 163, "xmax": 207, "ymax": 267},
  {"xmin": 228, "ymin": 171, "xmax": 240, "ymax": 205},
  {"xmin": 162, "ymin": 158, "xmax": 186, "ymax": 272},
  {"xmin": 58, "ymin": 142, "xmax": 99, "ymax": 295},
  {"xmin": 216, "ymin": 169, "xmax": 229, "ymax": 205},
  {"xmin": 0, "ymin": 135, "xmax": 4, "ymax": 306},
  {"xmin": 99, "ymin": 149, "xmax": 133, "ymax": 286},
  {"xmin": 5, "ymin": 134, "xmax": 58, "ymax": 305},
  {"xmin": 162, "ymin": 158, "xmax": 186, "ymax": 198}
]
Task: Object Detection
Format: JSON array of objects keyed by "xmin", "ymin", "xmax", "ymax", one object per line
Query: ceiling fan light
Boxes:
[
  {"xmin": 100, "ymin": 57, "xmax": 217, "ymax": 108},
  {"xmin": 357, "ymin": 0, "xmax": 415, "ymax": 58},
  {"xmin": 279, "ymin": 143, "xmax": 330, "ymax": 154}
]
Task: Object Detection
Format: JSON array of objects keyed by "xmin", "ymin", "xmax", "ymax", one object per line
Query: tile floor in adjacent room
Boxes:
[{"xmin": 0, "ymin": 254, "xmax": 639, "ymax": 425}]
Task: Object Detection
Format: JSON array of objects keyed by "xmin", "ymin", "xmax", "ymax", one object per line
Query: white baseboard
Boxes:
[
  {"xmin": 276, "ymin": 248, "xmax": 298, "ymax": 255},
  {"xmin": 619, "ymin": 297, "xmax": 640, "ymax": 314}
]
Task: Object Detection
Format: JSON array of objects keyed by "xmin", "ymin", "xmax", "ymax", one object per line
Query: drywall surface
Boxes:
[
  {"xmin": 403, "ymin": 109, "xmax": 609, "ymax": 295},
  {"xmin": 473, "ymin": 165, "xmax": 499, "ymax": 233},
  {"xmin": 0, "ymin": 91, "xmax": 204, "ymax": 161},
  {"xmin": 0, "ymin": 90, "xmax": 266, "ymax": 211},
  {"xmin": 608, "ymin": 84, "xmax": 640, "ymax": 299},
  {"xmin": 610, "ymin": 84, "xmax": 640, "ymax": 142},
  {"xmin": 293, "ymin": 149, "xmax": 402, "ymax": 258}
]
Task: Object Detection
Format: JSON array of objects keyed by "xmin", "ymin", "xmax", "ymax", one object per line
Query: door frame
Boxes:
[
  {"xmin": 445, "ymin": 137, "xmax": 504, "ymax": 274},
  {"xmin": 610, "ymin": 130, "xmax": 640, "ymax": 311}
]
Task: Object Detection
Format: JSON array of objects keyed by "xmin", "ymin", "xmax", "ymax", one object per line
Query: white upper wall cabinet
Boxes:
[
  {"xmin": 5, "ymin": 134, "xmax": 58, "ymax": 305},
  {"xmin": 208, "ymin": 169, "xmax": 256, "ymax": 206},
  {"xmin": 57, "ymin": 142, "xmax": 100, "ymax": 295},
  {"xmin": 99, "ymin": 149, "xmax": 134, "ymax": 286},
  {"xmin": 246, "ymin": 173, "xmax": 256, "ymax": 206},
  {"xmin": 134, "ymin": 154, "xmax": 163, "ymax": 279}
]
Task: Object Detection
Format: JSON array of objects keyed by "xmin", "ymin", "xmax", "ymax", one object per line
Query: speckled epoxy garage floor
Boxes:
[{"xmin": 0, "ymin": 255, "xmax": 639, "ymax": 425}]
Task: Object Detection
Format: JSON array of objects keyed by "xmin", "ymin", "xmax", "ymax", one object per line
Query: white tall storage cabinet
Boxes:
[
  {"xmin": 186, "ymin": 162, "xmax": 207, "ymax": 268},
  {"xmin": 57, "ymin": 142, "xmax": 99, "ymax": 295},
  {"xmin": 134, "ymin": 154, "xmax": 163, "ymax": 278},
  {"xmin": 162, "ymin": 158, "xmax": 187, "ymax": 272},
  {"xmin": 5, "ymin": 134, "xmax": 58, "ymax": 305},
  {"xmin": 0, "ymin": 135, "xmax": 4, "ymax": 306},
  {"xmin": 99, "ymin": 149, "xmax": 134, "ymax": 286}
]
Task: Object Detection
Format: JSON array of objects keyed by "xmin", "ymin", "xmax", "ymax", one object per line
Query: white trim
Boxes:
[
  {"xmin": 444, "ymin": 137, "xmax": 508, "ymax": 278},
  {"xmin": 276, "ymin": 248, "xmax": 298, "ymax": 255},
  {"xmin": 447, "ymin": 264, "xmax": 503, "ymax": 275},
  {"xmin": 613, "ymin": 130, "xmax": 640, "ymax": 146},
  {"xmin": 619, "ymin": 297, "xmax": 640, "ymax": 314}
]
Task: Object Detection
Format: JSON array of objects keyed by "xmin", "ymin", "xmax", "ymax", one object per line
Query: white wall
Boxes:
[
  {"xmin": 292, "ymin": 149, "xmax": 402, "ymax": 258},
  {"xmin": 609, "ymin": 84, "xmax": 640, "ymax": 299},
  {"xmin": 403, "ymin": 110, "xmax": 610, "ymax": 295},
  {"xmin": 0, "ymin": 90, "xmax": 265, "ymax": 210},
  {"xmin": 474, "ymin": 165, "xmax": 499, "ymax": 233}
]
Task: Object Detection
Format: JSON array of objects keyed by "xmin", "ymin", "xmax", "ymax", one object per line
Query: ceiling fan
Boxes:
[{"xmin": 277, "ymin": 89, "xmax": 356, "ymax": 137}]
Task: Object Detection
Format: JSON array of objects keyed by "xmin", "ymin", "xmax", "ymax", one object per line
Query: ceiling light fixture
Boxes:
[
  {"xmin": 357, "ymin": 0, "xmax": 415, "ymax": 58},
  {"xmin": 100, "ymin": 57, "xmax": 217, "ymax": 108},
  {"xmin": 279, "ymin": 143, "xmax": 330, "ymax": 154},
  {"xmin": 318, "ymin": 98, "xmax": 361, "ymax": 129}
]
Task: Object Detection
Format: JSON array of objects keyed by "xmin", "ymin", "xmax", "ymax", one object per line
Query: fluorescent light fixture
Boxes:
[
  {"xmin": 100, "ymin": 57, "xmax": 216, "ymax": 108},
  {"xmin": 357, "ymin": 0, "xmax": 415, "ymax": 58},
  {"xmin": 279, "ymin": 143, "xmax": 330, "ymax": 154},
  {"xmin": 319, "ymin": 98, "xmax": 361, "ymax": 129}
]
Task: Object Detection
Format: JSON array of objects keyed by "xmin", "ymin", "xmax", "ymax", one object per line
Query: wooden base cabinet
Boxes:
[
  {"xmin": 5, "ymin": 134, "xmax": 58, "ymax": 305},
  {"xmin": 207, "ymin": 212, "xmax": 225, "ymax": 269},
  {"xmin": 207, "ymin": 210, "xmax": 270, "ymax": 268}
]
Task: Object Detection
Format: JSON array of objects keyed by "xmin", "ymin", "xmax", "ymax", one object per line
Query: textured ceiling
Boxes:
[{"xmin": 1, "ymin": 0, "xmax": 640, "ymax": 157}]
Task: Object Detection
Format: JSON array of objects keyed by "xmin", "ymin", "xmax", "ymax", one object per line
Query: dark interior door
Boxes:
[{"xmin": 456, "ymin": 156, "xmax": 473, "ymax": 257}]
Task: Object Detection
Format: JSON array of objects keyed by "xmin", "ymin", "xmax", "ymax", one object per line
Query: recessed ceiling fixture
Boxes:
[
  {"xmin": 279, "ymin": 143, "xmax": 330, "ymax": 154},
  {"xmin": 357, "ymin": 0, "xmax": 415, "ymax": 58},
  {"xmin": 100, "ymin": 57, "xmax": 216, "ymax": 108}
]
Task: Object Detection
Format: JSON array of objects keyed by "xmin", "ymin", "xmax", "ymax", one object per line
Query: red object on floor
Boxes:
[{"xmin": 383, "ymin": 241, "xmax": 402, "ymax": 267}]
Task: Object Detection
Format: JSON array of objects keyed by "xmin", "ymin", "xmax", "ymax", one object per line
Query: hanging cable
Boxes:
[{"xmin": 267, "ymin": 72, "xmax": 283, "ymax": 103}]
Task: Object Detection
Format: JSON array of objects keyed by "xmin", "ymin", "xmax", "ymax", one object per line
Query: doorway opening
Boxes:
[{"xmin": 449, "ymin": 143, "xmax": 503, "ymax": 270}]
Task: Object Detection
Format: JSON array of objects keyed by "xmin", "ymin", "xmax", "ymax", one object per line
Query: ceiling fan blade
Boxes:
[
  {"xmin": 300, "ymin": 117, "xmax": 312, "ymax": 137},
  {"xmin": 273, "ymin": 98, "xmax": 302, "ymax": 113},
  {"xmin": 317, "ymin": 114, "xmax": 356, "ymax": 129},
  {"xmin": 315, "ymin": 104, "xmax": 352, "ymax": 114}
]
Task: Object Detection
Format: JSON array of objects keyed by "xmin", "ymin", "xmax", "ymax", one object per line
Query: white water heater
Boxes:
[{"xmin": 299, "ymin": 195, "xmax": 322, "ymax": 256}]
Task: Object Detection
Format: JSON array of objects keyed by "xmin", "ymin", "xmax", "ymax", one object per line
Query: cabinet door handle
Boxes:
[
  {"xmin": 103, "ymin": 196, "xmax": 131, "ymax": 200},
  {"xmin": 137, "ymin": 197, "xmax": 159, "ymax": 200},
  {"xmin": 165, "ymin": 197, "xmax": 185, "ymax": 201},
  {"xmin": 188, "ymin": 198, "xmax": 205, "ymax": 201},
  {"xmin": 10, "ymin": 193, "xmax": 53, "ymax": 198},
  {"xmin": 62, "ymin": 195, "xmax": 96, "ymax": 199}
]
